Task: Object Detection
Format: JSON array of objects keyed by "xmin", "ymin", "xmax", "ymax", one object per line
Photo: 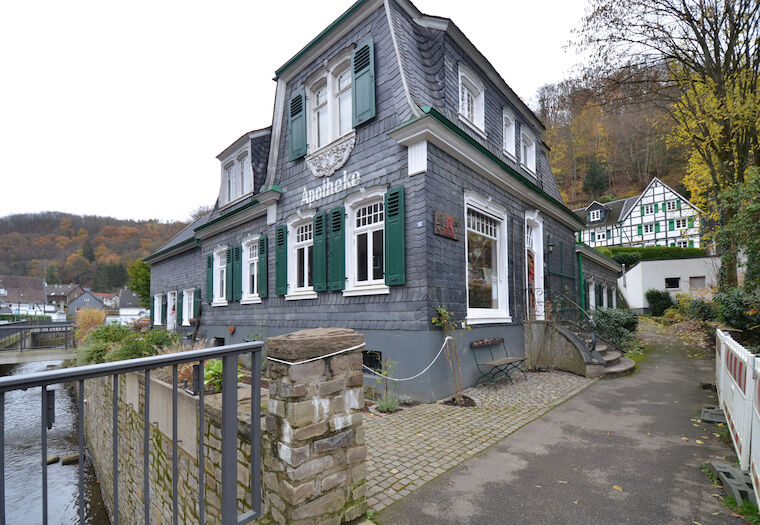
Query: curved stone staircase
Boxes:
[{"xmin": 564, "ymin": 324, "xmax": 636, "ymax": 378}]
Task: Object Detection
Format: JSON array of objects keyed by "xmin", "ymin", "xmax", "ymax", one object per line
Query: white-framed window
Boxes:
[
  {"xmin": 644, "ymin": 204, "xmax": 654, "ymax": 214},
  {"xmin": 665, "ymin": 277, "xmax": 680, "ymax": 289},
  {"xmin": 286, "ymin": 213, "xmax": 317, "ymax": 300},
  {"xmin": 308, "ymin": 55, "xmax": 353, "ymax": 152},
  {"xmin": 502, "ymin": 108, "xmax": 516, "ymax": 157},
  {"xmin": 182, "ymin": 288, "xmax": 194, "ymax": 326},
  {"xmin": 676, "ymin": 239, "xmax": 688, "ymax": 248},
  {"xmin": 596, "ymin": 231, "xmax": 607, "ymax": 242},
  {"xmin": 589, "ymin": 209, "xmax": 601, "ymax": 222},
  {"xmin": 345, "ymin": 187, "xmax": 388, "ymax": 296},
  {"xmin": 521, "ymin": 131, "xmax": 536, "ymax": 174},
  {"xmin": 667, "ymin": 200, "xmax": 678, "ymax": 211},
  {"xmin": 153, "ymin": 294, "xmax": 162, "ymax": 325},
  {"xmin": 643, "ymin": 223, "xmax": 654, "ymax": 234},
  {"xmin": 241, "ymin": 237, "xmax": 261, "ymax": 303},
  {"xmin": 221, "ymin": 151, "xmax": 251, "ymax": 206},
  {"xmin": 675, "ymin": 218, "xmax": 687, "ymax": 229},
  {"xmin": 458, "ymin": 64, "xmax": 485, "ymax": 135},
  {"xmin": 525, "ymin": 224, "xmax": 534, "ymax": 251},
  {"xmin": 213, "ymin": 248, "xmax": 228, "ymax": 305},
  {"xmin": 464, "ymin": 192, "xmax": 510, "ymax": 324}
]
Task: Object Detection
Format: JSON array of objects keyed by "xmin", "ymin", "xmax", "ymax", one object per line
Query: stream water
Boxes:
[{"xmin": 2, "ymin": 360, "xmax": 110, "ymax": 524}]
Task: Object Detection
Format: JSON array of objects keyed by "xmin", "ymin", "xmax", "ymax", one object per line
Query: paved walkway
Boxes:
[
  {"xmin": 365, "ymin": 371, "xmax": 595, "ymax": 512},
  {"xmin": 375, "ymin": 321, "xmax": 741, "ymax": 524}
]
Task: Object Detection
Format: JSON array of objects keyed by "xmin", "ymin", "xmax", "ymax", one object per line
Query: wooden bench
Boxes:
[{"xmin": 470, "ymin": 337, "xmax": 527, "ymax": 386}]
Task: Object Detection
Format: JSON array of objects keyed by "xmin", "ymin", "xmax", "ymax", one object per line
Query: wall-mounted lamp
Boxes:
[{"xmin": 548, "ymin": 242, "xmax": 556, "ymax": 253}]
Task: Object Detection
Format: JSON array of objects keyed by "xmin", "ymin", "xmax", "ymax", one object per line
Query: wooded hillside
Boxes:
[{"xmin": 0, "ymin": 212, "xmax": 186, "ymax": 292}]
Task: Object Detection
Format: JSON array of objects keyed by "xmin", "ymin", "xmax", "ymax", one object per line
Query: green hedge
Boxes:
[{"xmin": 596, "ymin": 246, "xmax": 707, "ymax": 262}]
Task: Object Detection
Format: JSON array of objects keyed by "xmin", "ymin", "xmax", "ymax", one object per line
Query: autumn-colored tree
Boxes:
[{"xmin": 61, "ymin": 253, "xmax": 92, "ymax": 285}]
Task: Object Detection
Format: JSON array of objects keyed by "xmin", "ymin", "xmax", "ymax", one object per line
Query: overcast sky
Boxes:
[{"xmin": 0, "ymin": 0, "xmax": 587, "ymax": 224}]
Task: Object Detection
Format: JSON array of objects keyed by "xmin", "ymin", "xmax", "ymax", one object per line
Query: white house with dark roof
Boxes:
[{"xmin": 574, "ymin": 177, "xmax": 701, "ymax": 249}]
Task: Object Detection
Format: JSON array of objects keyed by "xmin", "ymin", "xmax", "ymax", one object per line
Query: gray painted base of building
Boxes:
[{"xmin": 195, "ymin": 323, "xmax": 526, "ymax": 402}]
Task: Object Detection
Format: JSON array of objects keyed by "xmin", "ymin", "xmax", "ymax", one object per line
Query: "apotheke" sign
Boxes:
[{"xmin": 300, "ymin": 170, "xmax": 361, "ymax": 207}]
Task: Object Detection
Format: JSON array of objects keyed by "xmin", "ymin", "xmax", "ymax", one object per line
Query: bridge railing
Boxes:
[{"xmin": 0, "ymin": 340, "xmax": 263, "ymax": 525}]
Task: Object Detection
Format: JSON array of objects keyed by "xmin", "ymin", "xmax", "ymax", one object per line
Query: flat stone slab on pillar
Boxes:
[{"xmin": 700, "ymin": 405, "xmax": 727, "ymax": 424}]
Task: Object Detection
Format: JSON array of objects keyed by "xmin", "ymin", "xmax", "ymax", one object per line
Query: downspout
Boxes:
[
  {"xmin": 384, "ymin": 0, "xmax": 423, "ymax": 118},
  {"xmin": 577, "ymin": 250, "xmax": 585, "ymax": 311}
]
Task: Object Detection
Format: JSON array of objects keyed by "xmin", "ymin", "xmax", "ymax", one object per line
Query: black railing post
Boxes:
[{"xmin": 220, "ymin": 355, "xmax": 238, "ymax": 525}]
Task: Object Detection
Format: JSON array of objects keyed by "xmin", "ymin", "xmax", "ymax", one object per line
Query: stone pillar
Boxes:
[{"xmin": 263, "ymin": 328, "xmax": 368, "ymax": 525}]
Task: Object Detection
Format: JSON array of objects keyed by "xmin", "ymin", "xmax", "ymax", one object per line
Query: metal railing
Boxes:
[
  {"xmin": 0, "ymin": 322, "xmax": 74, "ymax": 351},
  {"xmin": 0, "ymin": 341, "xmax": 263, "ymax": 525},
  {"xmin": 544, "ymin": 290, "xmax": 597, "ymax": 353}
]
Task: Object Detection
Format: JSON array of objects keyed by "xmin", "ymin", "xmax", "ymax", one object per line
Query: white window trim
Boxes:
[
  {"xmin": 241, "ymin": 235, "xmax": 262, "ymax": 304},
  {"xmin": 521, "ymin": 131, "xmax": 536, "ymax": 175},
  {"xmin": 307, "ymin": 50, "xmax": 354, "ymax": 155},
  {"xmin": 595, "ymin": 231, "xmax": 606, "ymax": 242},
  {"xmin": 458, "ymin": 63, "xmax": 486, "ymax": 137},
  {"xmin": 589, "ymin": 210, "xmax": 601, "ymax": 221},
  {"xmin": 675, "ymin": 218, "xmax": 687, "ymax": 229},
  {"xmin": 343, "ymin": 185, "xmax": 390, "ymax": 297},
  {"xmin": 219, "ymin": 147, "xmax": 252, "ymax": 208},
  {"xmin": 153, "ymin": 294, "xmax": 162, "ymax": 325},
  {"xmin": 644, "ymin": 204, "xmax": 654, "ymax": 215},
  {"xmin": 667, "ymin": 200, "xmax": 678, "ymax": 211},
  {"xmin": 166, "ymin": 290, "xmax": 177, "ymax": 330},
  {"xmin": 181, "ymin": 288, "xmax": 194, "ymax": 326},
  {"xmin": 643, "ymin": 223, "xmax": 654, "ymax": 234},
  {"xmin": 502, "ymin": 108, "xmax": 516, "ymax": 158},
  {"xmin": 285, "ymin": 211, "xmax": 318, "ymax": 301},
  {"xmin": 464, "ymin": 191, "xmax": 511, "ymax": 324},
  {"xmin": 212, "ymin": 247, "xmax": 228, "ymax": 307}
]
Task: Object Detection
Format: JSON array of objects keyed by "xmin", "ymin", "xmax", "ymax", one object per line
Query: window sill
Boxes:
[
  {"xmin": 342, "ymin": 284, "xmax": 390, "ymax": 297},
  {"xmin": 285, "ymin": 291, "xmax": 318, "ymax": 301},
  {"xmin": 211, "ymin": 300, "xmax": 228, "ymax": 307},
  {"xmin": 503, "ymin": 149, "xmax": 516, "ymax": 162},
  {"xmin": 240, "ymin": 296, "xmax": 262, "ymax": 305},
  {"xmin": 181, "ymin": 322, "xmax": 191, "ymax": 327},
  {"xmin": 521, "ymin": 165, "xmax": 537, "ymax": 178},
  {"xmin": 466, "ymin": 314, "xmax": 513, "ymax": 325},
  {"xmin": 458, "ymin": 114, "xmax": 487, "ymax": 140}
]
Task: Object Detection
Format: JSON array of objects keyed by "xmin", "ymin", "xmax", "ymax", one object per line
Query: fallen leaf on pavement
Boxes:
[
  {"xmin": 696, "ymin": 440, "xmax": 704, "ymax": 444},
  {"xmin": 573, "ymin": 500, "xmax": 579, "ymax": 504},
  {"xmin": 558, "ymin": 480, "xmax": 568, "ymax": 484},
  {"xmin": 682, "ymin": 437, "xmax": 689, "ymax": 441},
  {"xmin": 613, "ymin": 485, "xmax": 622, "ymax": 492},
  {"xmin": 535, "ymin": 485, "xmax": 541, "ymax": 488}
]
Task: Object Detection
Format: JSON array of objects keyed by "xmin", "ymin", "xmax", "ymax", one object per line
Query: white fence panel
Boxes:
[
  {"xmin": 717, "ymin": 329, "xmax": 755, "ymax": 470},
  {"xmin": 751, "ymin": 355, "xmax": 760, "ymax": 507},
  {"xmin": 716, "ymin": 330, "xmax": 727, "ymax": 405}
]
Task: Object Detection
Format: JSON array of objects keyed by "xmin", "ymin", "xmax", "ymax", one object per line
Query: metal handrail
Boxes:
[
  {"xmin": 547, "ymin": 291, "xmax": 597, "ymax": 353},
  {"xmin": 0, "ymin": 340, "xmax": 263, "ymax": 525}
]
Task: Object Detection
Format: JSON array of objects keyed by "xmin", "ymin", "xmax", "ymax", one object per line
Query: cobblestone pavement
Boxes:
[{"xmin": 364, "ymin": 371, "xmax": 595, "ymax": 512}]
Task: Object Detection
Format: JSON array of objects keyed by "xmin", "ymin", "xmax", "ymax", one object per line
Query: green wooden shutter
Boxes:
[
  {"xmin": 677, "ymin": 199, "xmax": 682, "ymax": 209},
  {"xmin": 688, "ymin": 216, "xmax": 695, "ymax": 228},
  {"xmin": 149, "ymin": 299, "xmax": 154, "ymax": 325},
  {"xmin": 275, "ymin": 225, "xmax": 288, "ymax": 296},
  {"xmin": 288, "ymin": 88, "xmax": 307, "ymax": 160},
  {"xmin": 385, "ymin": 186, "xmax": 405, "ymax": 286},
  {"xmin": 328, "ymin": 207, "xmax": 345, "ymax": 291},
  {"xmin": 654, "ymin": 221, "xmax": 660, "ymax": 233},
  {"xmin": 232, "ymin": 244, "xmax": 243, "ymax": 301},
  {"xmin": 193, "ymin": 288, "xmax": 201, "ymax": 318},
  {"xmin": 637, "ymin": 224, "xmax": 643, "ymax": 236},
  {"xmin": 640, "ymin": 205, "xmax": 645, "ymax": 216},
  {"xmin": 206, "ymin": 254, "xmax": 213, "ymax": 303},
  {"xmin": 352, "ymin": 38, "xmax": 376, "ymax": 127},
  {"xmin": 161, "ymin": 294, "xmax": 167, "ymax": 324},
  {"xmin": 313, "ymin": 212, "xmax": 328, "ymax": 292},
  {"xmin": 225, "ymin": 247, "xmax": 233, "ymax": 300},
  {"xmin": 668, "ymin": 219, "xmax": 675, "ymax": 231},
  {"xmin": 689, "ymin": 240, "xmax": 694, "ymax": 247},
  {"xmin": 258, "ymin": 235, "xmax": 268, "ymax": 298},
  {"xmin": 606, "ymin": 229, "xmax": 611, "ymax": 240},
  {"xmin": 670, "ymin": 242, "xmax": 675, "ymax": 247},
  {"xmin": 177, "ymin": 290, "xmax": 185, "ymax": 326},
  {"xmin": 654, "ymin": 202, "xmax": 659, "ymax": 213}
]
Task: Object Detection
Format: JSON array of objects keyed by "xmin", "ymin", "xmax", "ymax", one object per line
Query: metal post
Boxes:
[
  {"xmin": 198, "ymin": 360, "xmax": 205, "ymax": 525},
  {"xmin": 41, "ymin": 385, "xmax": 48, "ymax": 524},
  {"xmin": 112, "ymin": 374, "xmax": 119, "ymax": 525},
  {"xmin": 172, "ymin": 365, "xmax": 178, "ymax": 525},
  {"xmin": 144, "ymin": 370, "xmax": 150, "ymax": 525},
  {"xmin": 220, "ymin": 355, "xmax": 238, "ymax": 525},
  {"xmin": 78, "ymin": 380, "xmax": 85, "ymax": 522}
]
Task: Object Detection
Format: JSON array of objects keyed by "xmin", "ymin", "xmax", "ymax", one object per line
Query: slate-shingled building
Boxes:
[{"xmin": 147, "ymin": 0, "xmax": 608, "ymax": 400}]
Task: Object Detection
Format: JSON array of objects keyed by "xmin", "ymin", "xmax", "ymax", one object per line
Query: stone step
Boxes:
[
  {"xmin": 602, "ymin": 349, "xmax": 622, "ymax": 366},
  {"xmin": 603, "ymin": 356, "xmax": 636, "ymax": 378},
  {"xmin": 595, "ymin": 343, "xmax": 608, "ymax": 354}
]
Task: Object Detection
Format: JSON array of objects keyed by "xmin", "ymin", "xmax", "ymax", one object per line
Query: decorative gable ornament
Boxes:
[{"xmin": 305, "ymin": 130, "xmax": 356, "ymax": 178}]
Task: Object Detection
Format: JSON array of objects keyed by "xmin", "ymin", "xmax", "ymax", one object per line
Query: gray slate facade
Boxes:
[{"xmin": 147, "ymin": 0, "xmax": 602, "ymax": 400}]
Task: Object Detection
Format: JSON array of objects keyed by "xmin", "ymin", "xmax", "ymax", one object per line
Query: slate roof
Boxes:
[
  {"xmin": 152, "ymin": 213, "xmax": 209, "ymax": 254},
  {"xmin": 118, "ymin": 287, "xmax": 142, "ymax": 309},
  {"xmin": 573, "ymin": 197, "xmax": 638, "ymax": 228},
  {"xmin": 46, "ymin": 283, "xmax": 84, "ymax": 299},
  {"xmin": 0, "ymin": 275, "xmax": 46, "ymax": 304},
  {"xmin": 69, "ymin": 291, "xmax": 105, "ymax": 309}
]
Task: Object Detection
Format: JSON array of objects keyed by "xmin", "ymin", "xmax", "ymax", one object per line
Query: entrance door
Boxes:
[
  {"xmin": 527, "ymin": 250, "xmax": 536, "ymax": 319},
  {"xmin": 167, "ymin": 291, "xmax": 177, "ymax": 331}
]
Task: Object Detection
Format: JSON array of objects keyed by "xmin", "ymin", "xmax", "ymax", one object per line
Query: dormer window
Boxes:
[
  {"xmin": 503, "ymin": 108, "xmax": 516, "ymax": 157},
  {"xmin": 589, "ymin": 210, "xmax": 601, "ymax": 222},
  {"xmin": 220, "ymin": 151, "xmax": 251, "ymax": 206},
  {"xmin": 521, "ymin": 131, "xmax": 536, "ymax": 174},
  {"xmin": 308, "ymin": 60, "xmax": 353, "ymax": 152},
  {"xmin": 458, "ymin": 64, "xmax": 485, "ymax": 136}
]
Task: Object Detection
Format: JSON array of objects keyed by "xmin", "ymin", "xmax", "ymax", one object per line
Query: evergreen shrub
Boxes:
[{"xmin": 645, "ymin": 289, "xmax": 674, "ymax": 316}]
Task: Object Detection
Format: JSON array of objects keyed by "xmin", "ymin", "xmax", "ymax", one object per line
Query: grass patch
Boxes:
[
  {"xmin": 622, "ymin": 339, "xmax": 647, "ymax": 363},
  {"xmin": 716, "ymin": 424, "xmax": 732, "ymax": 446},
  {"xmin": 724, "ymin": 496, "xmax": 760, "ymax": 525},
  {"xmin": 701, "ymin": 463, "xmax": 719, "ymax": 485}
]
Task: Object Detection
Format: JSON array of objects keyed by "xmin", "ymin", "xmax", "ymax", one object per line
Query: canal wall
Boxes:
[{"xmin": 83, "ymin": 372, "xmax": 259, "ymax": 524}]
